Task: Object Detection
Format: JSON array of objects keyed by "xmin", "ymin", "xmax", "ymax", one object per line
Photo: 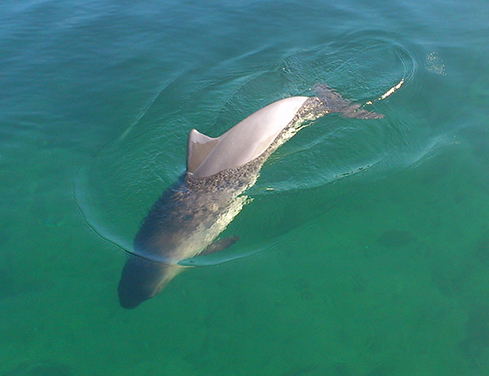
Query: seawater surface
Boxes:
[{"xmin": 1, "ymin": 0, "xmax": 489, "ymax": 375}]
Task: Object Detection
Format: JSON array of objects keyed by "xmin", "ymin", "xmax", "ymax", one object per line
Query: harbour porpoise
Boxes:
[{"xmin": 118, "ymin": 84, "xmax": 383, "ymax": 309}]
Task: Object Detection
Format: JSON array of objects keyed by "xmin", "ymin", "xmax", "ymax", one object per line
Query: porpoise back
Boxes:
[{"xmin": 187, "ymin": 96, "xmax": 309, "ymax": 179}]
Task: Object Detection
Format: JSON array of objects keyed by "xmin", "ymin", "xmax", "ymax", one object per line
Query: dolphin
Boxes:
[{"xmin": 117, "ymin": 84, "xmax": 383, "ymax": 309}]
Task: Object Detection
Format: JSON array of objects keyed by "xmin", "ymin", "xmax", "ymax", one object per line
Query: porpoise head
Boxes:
[{"xmin": 117, "ymin": 255, "xmax": 181, "ymax": 309}]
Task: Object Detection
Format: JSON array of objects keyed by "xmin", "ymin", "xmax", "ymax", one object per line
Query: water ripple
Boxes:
[{"xmin": 75, "ymin": 32, "xmax": 445, "ymax": 265}]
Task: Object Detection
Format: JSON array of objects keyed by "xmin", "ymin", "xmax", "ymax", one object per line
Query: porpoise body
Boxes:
[{"xmin": 118, "ymin": 84, "xmax": 382, "ymax": 309}]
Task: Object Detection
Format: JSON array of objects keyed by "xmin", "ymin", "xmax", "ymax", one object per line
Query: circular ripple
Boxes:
[{"xmin": 75, "ymin": 33, "xmax": 439, "ymax": 264}]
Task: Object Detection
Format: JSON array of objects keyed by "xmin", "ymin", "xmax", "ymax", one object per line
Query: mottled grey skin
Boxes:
[{"xmin": 118, "ymin": 84, "xmax": 382, "ymax": 309}]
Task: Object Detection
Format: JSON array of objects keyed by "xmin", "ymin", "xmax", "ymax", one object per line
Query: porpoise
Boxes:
[{"xmin": 118, "ymin": 84, "xmax": 383, "ymax": 309}]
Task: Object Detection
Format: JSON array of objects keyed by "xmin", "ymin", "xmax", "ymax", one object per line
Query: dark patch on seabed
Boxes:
[
  {"xmin": 322, "ymin": 362, "xmax": 350, "ymax": 376},
  {"xmin": 376, "ymin": 229, "xmax": 416, "ymax": 248},
  {"xmin": 0, "ymin": 270, "xmax": 34, "ymax": 301},
  {"xmin": 279, "ymin": 364, "xmax": 318, "ymax": 376},
  {"xmin": 430, "ymin": 264, "xmax": 468, "ymax": 297},
  {"xmin": 473, "ymin": 228, "xmax": 489, "ymax": 266},
  {"xmin": 459, "ymin": 305, "xmax": 489, "ymax": 359},
  {"xmin": 362, "ymin": 364, "xmax": 395, "ymax": 376},
  {"xmin": 2, "ymin": 361, "xmax": 73, "ymax": 376},
  {"xmin": 292, "ymin": 277, "xmax": 314, "ymax": 301},
  {"xmin": 0, "ymin": 229, "xmax": 10, "ymax": 247},
  {"xmin": 275, "ymin": 362, "xmax": 395, "ymax": 376}
]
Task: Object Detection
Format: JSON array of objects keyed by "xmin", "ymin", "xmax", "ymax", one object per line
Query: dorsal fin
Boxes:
[{"xmin": 186, "ymin": 129, "xmax": 219, "ymax": 173}]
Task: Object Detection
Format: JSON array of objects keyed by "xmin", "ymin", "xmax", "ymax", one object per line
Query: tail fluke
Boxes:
[{"xmin": 313, "ymin": 83, "xmax": 383, "ymax": 119}]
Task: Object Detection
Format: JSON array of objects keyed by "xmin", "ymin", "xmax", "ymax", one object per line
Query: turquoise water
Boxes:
[{"xmin": 2, "ymin": 0, "xmax": 489, "ymax": 374}]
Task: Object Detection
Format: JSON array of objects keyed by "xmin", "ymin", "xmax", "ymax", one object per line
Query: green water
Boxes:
[{"xmin": 2, "ymin": 0, "xmax": 489, "ymax": 375}]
